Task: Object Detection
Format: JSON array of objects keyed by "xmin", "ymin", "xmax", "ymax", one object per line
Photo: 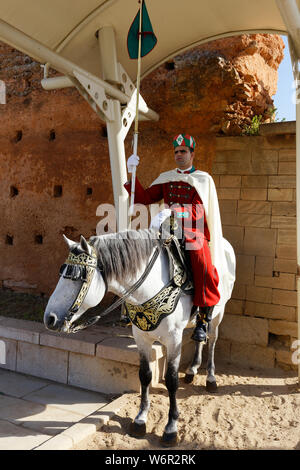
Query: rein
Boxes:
[{"xmin": 61, "ymin": 240, "xmax": 163, "ymax": 333}]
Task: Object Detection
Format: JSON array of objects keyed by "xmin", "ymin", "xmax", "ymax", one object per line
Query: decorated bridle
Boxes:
[
  {"xmin": 59, "ymin": 245, "xmax": 103, "ymax": 315},
  {"xmin": 59, "ymin": 239, "xmax": 161, "ymax": 333}
]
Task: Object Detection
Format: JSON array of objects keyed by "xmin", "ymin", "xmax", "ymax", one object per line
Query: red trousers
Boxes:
[{"xmin": 188, "ymin": 238, "xmax": 220, "ymax": 307}]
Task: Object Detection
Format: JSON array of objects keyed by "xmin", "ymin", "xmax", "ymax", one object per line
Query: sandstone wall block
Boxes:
[
  {"xmin": 268, "ymin": 188, "xmax": 294, "ymax": 201},
  {"xmin": 238, "ymin": 200, "xmax": 271, "ymax": 214},
  {"xmin": 255, "ymin": 256, "xmax": 274, "ymax": 277},
  {"xmin": 219, "ymin": 175, "xmax": 242, "ymax": 187},
  {"xmin": 246, "ymin": 285, "xmax": 272, "ymax": 303},
  {"xmin": 240, "ymin": 189, "xmax": 268, "ymax": 200},
  {"xmin": 244, "ymin": 301, "xmax": 296, "ymax": 322},
  {"xmin": 271, "ymin": 202, "xmax": 296, "ymax": 216},
  {"xmin": 219, "ymin": 314, "xmax": 269, "ymax": 346},
  {"xmin": 268, "ymin": 320, "xmax": 298, "ymax": 337},
  {"xmin": 278, "ymin": 149, "xmax": 295, "ymax": 161},
  {"xmin": 243, "ymin": 227, "xmax": 277, "ymax": 256},
  {"xmin": 272, "ymin": 289, "xmax": 297, "ymax": 307},
  {"xmin": 275, "ymin": 244, "xmax": 296, "ymax": 260},
  {"xmin": 255, "ymin": 273, "xmax": 295, "ymax": 290},
  {"xmin": 278, "ymin": 161, "xmax": 296, "ymax": 175},
  {"xmin": 231, "ymin": 342, "xmax": 275, "ymax": 369},
  {"xmin": 241, "ymin": 176, "xmax": 268, "ymax": 188},
  {"xmin": 273, "ymin": 258, "xmax": 297, "ymax": 274},
  {"xmin": 268, "ymin": 176, "xmax": 296, "ymax": 189}
]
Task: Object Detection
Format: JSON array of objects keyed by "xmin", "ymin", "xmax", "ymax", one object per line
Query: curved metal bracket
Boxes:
[{"xmin": 73, "ymin": 70, "xmax": 114, "ymax": 122}]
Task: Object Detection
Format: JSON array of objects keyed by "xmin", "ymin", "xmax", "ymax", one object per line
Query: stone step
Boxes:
[{"xmin": 0, "ymin": 316, "xmax": 194, "ymax": 395}]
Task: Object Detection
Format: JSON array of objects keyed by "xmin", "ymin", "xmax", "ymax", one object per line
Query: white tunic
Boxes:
[{"xmin": 151, "ymin": 169, "xmax": 236, "ymax": 307}]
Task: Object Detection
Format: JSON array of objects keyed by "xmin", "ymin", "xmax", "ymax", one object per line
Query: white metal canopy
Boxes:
[
  {"xmin": 0, "ymin": 0, "xmax": 291, "ymax": 81},
  {"xmin": 0, "ymin": 0, "xmax": 300, "ymax": 379}
]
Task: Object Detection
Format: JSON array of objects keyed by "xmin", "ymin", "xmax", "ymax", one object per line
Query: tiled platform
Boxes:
[
  {"xmin": 0, "ymin": 317, "xmax": 196, "ymax": 450},
  {"xmin": 0, "ymin": 369, "xmax": 129, "ymax": 450}
]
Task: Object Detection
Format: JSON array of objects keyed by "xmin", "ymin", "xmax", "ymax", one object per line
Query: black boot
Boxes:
[{"xmin": 191, "ymin": 306, "xmax": 214, "ymax": 343}]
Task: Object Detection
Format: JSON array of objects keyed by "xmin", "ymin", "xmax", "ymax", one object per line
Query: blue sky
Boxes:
[{"xmin": 273, "ymin": 35, "xmax": 296, "ymax": 121}]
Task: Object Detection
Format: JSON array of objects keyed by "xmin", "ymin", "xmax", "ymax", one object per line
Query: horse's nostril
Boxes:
[{"xmin": 47, "ymin": 313, "xmax": 58, "ymax": 329}]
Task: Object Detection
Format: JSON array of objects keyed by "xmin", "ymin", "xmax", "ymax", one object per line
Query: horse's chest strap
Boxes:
[{"xmin": 125, "ymin": 256, "xmax": 193, "ymax": 332}]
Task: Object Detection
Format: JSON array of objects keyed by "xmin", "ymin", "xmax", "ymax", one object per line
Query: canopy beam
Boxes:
[{"xmin": 0, "ymin": 18, "xmax": 159, "ymax": 122}]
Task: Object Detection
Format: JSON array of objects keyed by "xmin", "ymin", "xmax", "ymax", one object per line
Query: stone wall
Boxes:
[
  {"xmin": 213, "ymin": 122, "xmax": 297, "ymax": 371},
  {"xmin": 0, "ymin": 34, "xmax": 284, "ymax": 295}
]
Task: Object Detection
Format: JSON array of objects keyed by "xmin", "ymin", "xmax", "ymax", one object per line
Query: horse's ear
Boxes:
[
  {"xmin": 80, "ymin": 235, "xmax": 92, "ymax": 255},
  {"xmin": 63, "ymin": 234, "xmax": 77, "ymax": 250}
]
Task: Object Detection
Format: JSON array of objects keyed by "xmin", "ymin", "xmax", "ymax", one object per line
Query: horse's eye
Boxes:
[
  {"xmin": 81, "ymin": 266, "xmax": 87, "ymax": 282},
  {"xmin": 72, "ymin": 265, "xmax": 82, "ymax": 281},
  {"xmin": 65, "ymin": 265, "xmax": 75, "ymax": 279}
]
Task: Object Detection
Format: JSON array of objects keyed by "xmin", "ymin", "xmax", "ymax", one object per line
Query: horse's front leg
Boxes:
[
  {"xmin": 130, "ymin": 333, "xmax": 153, "ymax": 438},
  {"xmin": 162, "ymin": 340, "xmax": 182, "ymax": 447},
  {"xmin": 184, "ymin": 341, "xmax": 204, "ymax": 383}
]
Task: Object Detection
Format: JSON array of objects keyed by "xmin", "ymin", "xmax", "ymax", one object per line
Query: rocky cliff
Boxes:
[{"xmin": 140, "ymin": 34, "xmax": 284, "ymax": 137}]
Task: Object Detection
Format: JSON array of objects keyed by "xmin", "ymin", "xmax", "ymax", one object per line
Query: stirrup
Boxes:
[
  {"xmin": 119, "ymin": 316, "xmax": 132, "ymax": 327},
  {"xmin": 191, "ymin": 320, "xmax": 208, "ymax": 343},
  {"xmin": 119, "ymin": 304, "xmax": 132, "ymax": 327}
]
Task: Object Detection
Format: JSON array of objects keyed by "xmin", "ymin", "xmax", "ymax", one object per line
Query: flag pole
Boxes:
[{"xmin": 129, "ymin": 0, "xmax": 143, "ymax": 220}]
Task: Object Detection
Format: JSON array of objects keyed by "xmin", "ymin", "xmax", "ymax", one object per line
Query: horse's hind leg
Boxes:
[
  {"xmin": 184, "ymin": 341, "xmax": 204, "ymax": 383},
  {"xmin": 130, "ymin": 341, "xmax": 152, "ymax": 438},
  {"xmin": 206, "ymin": 316, "xmax": 220, "ymax": 393},
  {"xmin": 162, "ymin": 341, "xmax": 181, "ymax": 447}
]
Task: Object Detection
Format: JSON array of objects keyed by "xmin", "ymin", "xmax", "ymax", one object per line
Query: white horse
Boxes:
[{"xmin": 44, "ymin": 229, "xmax": 235, "ymax": 446}]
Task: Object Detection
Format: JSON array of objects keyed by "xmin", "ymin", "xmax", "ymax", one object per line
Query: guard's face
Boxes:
[{"xmin": 174, "ymin": 146, "xmax": 194, "ymax": 169}]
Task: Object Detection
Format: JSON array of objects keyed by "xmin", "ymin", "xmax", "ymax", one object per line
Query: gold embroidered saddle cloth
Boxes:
[{"xmin": 124, "ymin": 237, "xmax": 193, "ymax": 332}]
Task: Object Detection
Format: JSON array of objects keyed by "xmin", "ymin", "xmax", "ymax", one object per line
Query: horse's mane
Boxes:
[{"xmin": 89, "ymin": 229, "xmax": 160, "ymax": 282}]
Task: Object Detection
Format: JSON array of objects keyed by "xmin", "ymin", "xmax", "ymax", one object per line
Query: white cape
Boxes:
[{"xmin": 150, "ymin": 169, "xmax": 236, "ymax": 307}]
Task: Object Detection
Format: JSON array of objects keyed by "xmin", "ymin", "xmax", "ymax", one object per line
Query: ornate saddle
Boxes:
[{"xmin": 124, "ymin": 214, "xmax": 194, "ymax": 331}]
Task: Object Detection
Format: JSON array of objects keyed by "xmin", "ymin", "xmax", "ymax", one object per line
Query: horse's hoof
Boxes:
[
  {"xmin": 161, "ymin": 432, "xmax": 178, "ymax": 447},
  {"xmin": 206, "ymin": 380, "xmax": 218, "ymax": 393},
  {"xmin": 184, "ymin": 373, "xmax": 194, "ymax": 384},
  {"xmin": 129, "ymin": 420, "xmax": 146, "ymax": 438}
]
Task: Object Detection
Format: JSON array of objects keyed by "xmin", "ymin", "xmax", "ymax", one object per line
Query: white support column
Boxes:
[
  {"xmin": 296, "ymin": 85, "xmax": 300, "ymax": 382},
  {"xmin": 98, "ymin": 25, "xmax": 129, "ymax": 231},
  {"xmin": 277, "ymin": 0, "xmax": 300, "ymax": 382},
  {"xmin": 287, "ymin": 32, "xmax": 300, "ymax": 382}
]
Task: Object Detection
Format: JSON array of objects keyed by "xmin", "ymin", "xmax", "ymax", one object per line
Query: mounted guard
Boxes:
[{"xmin": 125, "ymin": 133, "xmax": 234, "ymax": 343}]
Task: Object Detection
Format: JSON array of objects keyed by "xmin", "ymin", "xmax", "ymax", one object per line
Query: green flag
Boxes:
[{"xmin": 127, "ymin": 0, "xmax": 157, "ymax": 59}]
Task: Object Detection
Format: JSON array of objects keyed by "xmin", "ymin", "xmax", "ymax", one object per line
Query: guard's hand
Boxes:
[{"xmin": 127, "ymin": 154, "xmax": 140, "ymax": 173}]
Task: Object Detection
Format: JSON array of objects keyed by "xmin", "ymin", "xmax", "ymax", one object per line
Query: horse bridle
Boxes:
[
  {"xmin": 59, "ymin": 240, "xmax": 162, "ymax": 333},
  {"xmin": 59, "ymin": 245, "xmax": 102, "ymax": 314}
]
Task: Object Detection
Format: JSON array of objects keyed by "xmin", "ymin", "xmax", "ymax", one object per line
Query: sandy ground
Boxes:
[{"xmin": 75, "ymin": 363, "xmax": 300, "ymax": 451}]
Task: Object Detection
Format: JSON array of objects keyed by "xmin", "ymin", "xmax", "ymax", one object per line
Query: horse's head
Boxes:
[{"xmin": 44, "ymin": 235, "xmax": 106, "ymax": 333}]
